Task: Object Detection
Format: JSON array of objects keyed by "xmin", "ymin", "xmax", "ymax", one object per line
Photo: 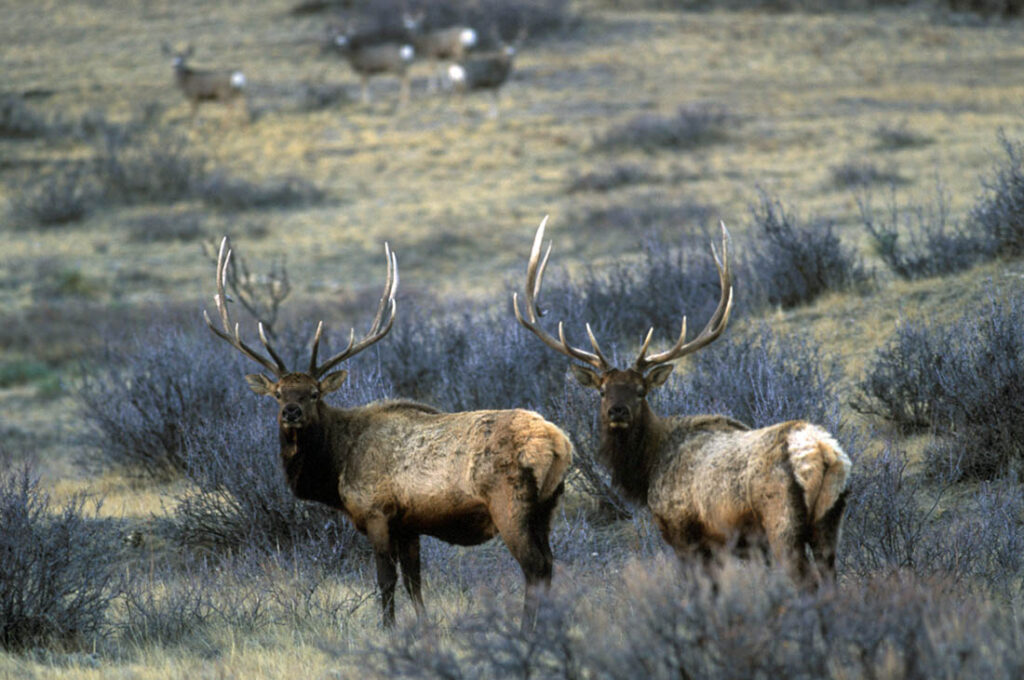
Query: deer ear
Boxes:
[
  {"xmin": 319, "ymin": 370, "xmax": 348, "ymax": 395},
  {"xmin": 245, "ymin": 374, "xmax": 276, "ymax": 395},
  {"xmin": 645, "ymin": 364, "xmax": 674, "ymax": 390},
  {"xmin": 569, "ymin": 364, "xmax": 602, "ymax": 390}
]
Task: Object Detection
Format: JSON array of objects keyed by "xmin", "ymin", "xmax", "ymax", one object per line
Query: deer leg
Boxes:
[
  {"xmin": 810, "ymin": 490, "xmax": 848, "ymax": 586},
  {"xmin": 427, "ymin": 59, "xmax": 439, "ymax": 93},
  {"xmin": 367, "ymin": 516, "xmax": 398, "ymax": 627},
  {"xmin": 398, "ymin": 74, "xmax": 410, "ymax": 109},
  {"xmin": 361, "ymin": 76, "xmax": 371, "ymax": 106},
  {"xmin": 397, "ymin": 533, "xmax": 425, "ymax": 616}
]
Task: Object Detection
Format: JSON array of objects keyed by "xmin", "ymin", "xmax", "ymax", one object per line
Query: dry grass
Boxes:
[{"xmin": 3, "ymin": 0, "xmax": 1024, "ymax": 675}]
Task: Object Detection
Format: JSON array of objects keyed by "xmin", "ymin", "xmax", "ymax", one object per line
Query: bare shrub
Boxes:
[
  {"xmin": 0, "ymin": 466, "xmax": 123, "ymax": 651},
  {"xmin": 96, "ymin": 132, "xmax": 204, "ymax": 204},
  {"xmin": 859, "ymin": 186, "xmax": 989, "ymax": 280},
  {"xmin": 854, "ymin": 294, "xmax": 1024, "ymax": 482},
  {"xmin": 9, "ymin": 164, "xmax": 98, "ymax": 227},
  {"xmin": 0, "ymin": 94, "xmax": 52, "ymax": 139},
  {"xmin": 594, "ymin": 104, "xmax": 732, "ymax": 153},
  {"xmin": 851, "ymin": 318, "xmax": 950, "ymax": 429},
  {"xmin": 77, "ymin": 327, "xmax": 253, "ymax": 479},
  {"xmin": 747, "ymin": 193, "xmax": 873, "ymax": 308},
  {"xmin": 971, "ymin": 132, "xmax": 1024, "ymax": 257}
]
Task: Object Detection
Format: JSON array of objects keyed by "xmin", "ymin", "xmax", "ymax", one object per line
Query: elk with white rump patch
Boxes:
[
  {"xmin": 514, "ymin": 217, "xmax": 851, "ymax": 587},
  {"xmin": 162, "ymin": 43, "xmax": 247, "ymax": 121},
  {"xmin": 205, "ymin": 237, "xmax": 572, "ymax": 627}
]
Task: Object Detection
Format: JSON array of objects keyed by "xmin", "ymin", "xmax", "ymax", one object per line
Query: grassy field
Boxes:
[{"xmin": 3, "ymin": 0, "xmax": 1024, "ymax": 676}]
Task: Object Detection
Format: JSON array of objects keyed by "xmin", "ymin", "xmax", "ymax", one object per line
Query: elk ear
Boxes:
[
  {"xmin": 319, "ymin": 370, "xmax": 348, "ymax": 395},
  {"xmin": 245, "ymin": 373, "xmax": 276, "ymax": 396},
  {"xmin": 645, "ymin": 364, "xmax": 674, "ymax": 390},
  {"xmin": 569, "ymin": 364, "xmax": 602, "ymax": 390}
]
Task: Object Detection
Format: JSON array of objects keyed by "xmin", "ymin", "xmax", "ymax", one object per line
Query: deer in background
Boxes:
[
  {"xmin": 205, "ymin": 237, "xmax": 572, "ymax": 628},
  {"xmin": 402, "ymin": 12, "xmax": 477, "ymax": 93},
  {"xmin": 162, "ymin": 43, "xmax": 247, "ymax": 121},
  {"xmin": 514, "ymin": 217, "xmax": 851, "ymax": 588},
  {"xmin": 448, "ymin": 29, "xmax": 523, "ymax": 118},
  {"xmin": 329, "ymin": 25, "xmax": 415, "ymax": 107}
]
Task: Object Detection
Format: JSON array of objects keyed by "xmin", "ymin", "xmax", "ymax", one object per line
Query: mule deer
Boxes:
[
  {"xmin": 162, "ymin": 44, "xmax": 246, "ymax": 121},
  {"xmin": 205, "ymin": 237, "xmax": 572, "ymax": 627},
  {"xmin": 403, "ymin": 12, "xmax": 477, "ymax": 93},
  {"xmin": 514, "ymin": 217, "xmax": 850, "ymax": 587},
  {"xmin": 329, "ymin": 26, "xmax": 415, "ymax": 107},
  {"xmin": 448, "ymin": 38, "xmax": 519, "ymax": 118}
]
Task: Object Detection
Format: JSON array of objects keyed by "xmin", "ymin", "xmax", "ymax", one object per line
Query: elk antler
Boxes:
[
  {"xmin": 204, "ymin": 236, "xmax": 289, "ymax": 377},
  {"xmin": 308, "ymin": 242, "xmax": 398, "ymax": 378},
  {"xmin": 513, "ymin": 216, "xmax": 611, "ymax": 371},
  {"xmin": 633, "ymin": 222, "xmax": 734, "ymax": 372},
  {"xmin": 205, "ymin": 238, "xmax": 398, "ymax": 379}
]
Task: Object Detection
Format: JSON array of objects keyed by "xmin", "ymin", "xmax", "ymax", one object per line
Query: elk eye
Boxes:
[
  {"xmin": 274, "ymin": 390, "xmax": 281, "ymax": 399},
  {"xmin": 310, "ymin": 390, "xmax": 319, "ymax": 399}
]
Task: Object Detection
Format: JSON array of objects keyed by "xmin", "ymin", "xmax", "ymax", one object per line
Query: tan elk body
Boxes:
[
  {"xmin": 206, "ymin": 238, "xmax": 571, "ymax": 626},
  {"xmin": 515, "ymin": 218, "xmax": 850, "ymax": 586}
]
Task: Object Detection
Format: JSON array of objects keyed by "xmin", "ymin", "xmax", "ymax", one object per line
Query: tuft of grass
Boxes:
[
  {"xmin": 8, "ymin": 165, "xmax": 98, "ymax": 227},
  {"xmin": 0, "ymin": 94, "xmax": 52, "ymax": 139},
  {"xmin": 197, "ymin": 172, "xmax": 325, "ymax": 210},
  {"xmin": 565, "ymin": 163, "xmax": 659, "ymax": 193},
  {"xmin": 872, "ymin": 121, "xmax": 934, "ymax": 151},
  {"xmin": 970, "ymin": 132, "xmax": 1024, "ymax": 258},
  {"xmin": 594, "ymin": 104, "xmax": 732, "ymax": 153},
  {"xmin": 829, "ymin": 160, "xmax": 907, "ymax": 188}
]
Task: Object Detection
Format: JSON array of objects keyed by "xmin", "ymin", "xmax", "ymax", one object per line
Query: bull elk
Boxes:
[
  {"xmin": 162, "ymin": 43, "xmax": 247, "ymax": 121},
  {"xmin": 205, "ymin": 237, "xmax": 572, "ymax": 627},
  {"xmin": 513, "ymin": 217, "xmax": 851, "ymax": 587}
]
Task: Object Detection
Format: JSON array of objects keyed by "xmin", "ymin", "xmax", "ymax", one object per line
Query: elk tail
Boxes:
[{"xmin": 786, "ymin": 423, "xmax": 851, "ymax": 522}]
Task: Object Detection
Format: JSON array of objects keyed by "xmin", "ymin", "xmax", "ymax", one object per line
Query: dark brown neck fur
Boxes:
[
  {"xmin": 598, "ymin": 401, "xmax": 665, "ymax": 504},
  {"xmin": 279, "ymin": 402, "xmax": 345, "ymax": 509}
]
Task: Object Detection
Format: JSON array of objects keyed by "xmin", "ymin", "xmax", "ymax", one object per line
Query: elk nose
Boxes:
[
  {"xmin": 282, "ymin": 404, "xmax": 302, "ymax": 422},
  {"xmin": 608, "ymin": 405, "xmax": 629, "ymax": 421}
]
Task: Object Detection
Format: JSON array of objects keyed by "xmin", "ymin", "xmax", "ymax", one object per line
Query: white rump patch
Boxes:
[
  {"xmin": 787, "ymin": 424, "xmax": 851, "ymax": 522},
  {"xmin": 461, "ymin": 28, "xmax": 478, "ymax": 47},
  {"xmin": 334, "ymin": 35, "xmax": 348, "ymax": 47},
  {"xmin": 448, "ymin": 64, "xmax": 466, "ymax": 82},
  {"xmin": 231, "ymin": 71, "xmax": 246, "ymax": 88},
  {"xmin": 401, "ymin": 45, "xmax": 415, "ymax": 61}
]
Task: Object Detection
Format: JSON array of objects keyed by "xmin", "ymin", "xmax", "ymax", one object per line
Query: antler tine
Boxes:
[
  {"xmin": 634, "ymin": 222, "xmax": 735, "ymax": 370},
  {"xmin": 204, "ymin": 236, "xmax": 287, "ymax": 377},
  {"xmin": 513, "ymin": 216, "xmax": 609, "ymax": 371},
  {"xmin": 311, "ymin": 244, "xmax": 398, "ymax": 379}
]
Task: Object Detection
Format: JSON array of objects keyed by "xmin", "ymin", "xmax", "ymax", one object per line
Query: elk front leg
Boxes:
[
  {"xmin": 397, "ymin": 533, "xmax": 425, "ymax": 616},
  {"xmin": 367, "ymin": 516, "xmax": 398, "ymax": 627}
]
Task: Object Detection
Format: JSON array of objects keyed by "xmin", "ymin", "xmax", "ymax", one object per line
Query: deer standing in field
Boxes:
[
  {"xmin": 205, "ymin": 237, "xmax": 572, "ymax": 627},
  {"xmin": 162, "ymin": 44, "xmax": 247, "ymax": 122},
  {"xmin": 329, "ymin": 25, "xmax": 415, "ymax": 107},
  {"xmin": 448, "ymin": 29, "xmax": 523, "ymax": 119},
  {"xmin": 514, "ymin": 217, "xmax": 851, "ymax": 587},
  {"xmin": 402, "ymin": 12, "xmax": 477, "ymax": 93}
]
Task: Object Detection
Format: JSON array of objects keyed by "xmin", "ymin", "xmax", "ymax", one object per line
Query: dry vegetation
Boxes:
[{"xmin": 3, "ymin": 0, "xmax": 1024, "ymax": 676}]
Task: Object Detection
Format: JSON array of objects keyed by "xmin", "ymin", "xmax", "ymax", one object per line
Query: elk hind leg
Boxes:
[
  {"xmin": 810, "ymin": 490, "xmax": 848, "ymax": 585},
  {"xmin": 367, "ymin": 516, "xmax": 399, "ymax": 627},
  {"xmin": 763, "ymin": 475, "xmax": 815, "ymax": 589},
  {"xmin": 397, "ymin": 533, "xmax": 426, "ymax": 616}
]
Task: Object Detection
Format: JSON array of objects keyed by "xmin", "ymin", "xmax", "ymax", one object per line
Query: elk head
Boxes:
[
  {"xmin": 513, "ymin": 216, "xmax": 733, "ymax": 433},
  {"xmin": 204, "ymin": 237, "xmax": 397, "ymax": 431}
]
